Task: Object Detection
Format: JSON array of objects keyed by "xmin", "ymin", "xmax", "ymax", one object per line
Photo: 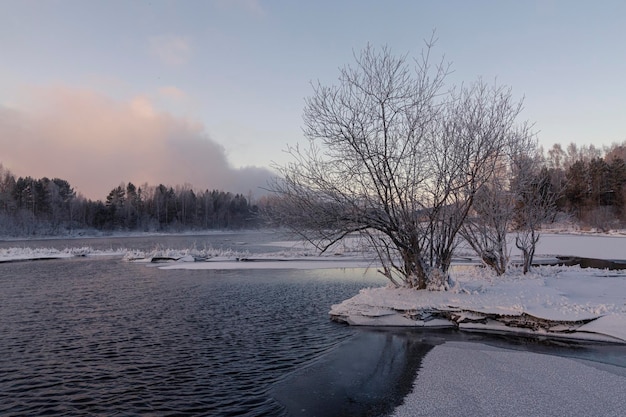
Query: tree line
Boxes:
[
  {"xmin": 0, "ymin": 165, "xmax": 261, "ymax": 236},
  {"xmin": 543, "ymin": 142, "xmax": 626, "ymax": 230}
]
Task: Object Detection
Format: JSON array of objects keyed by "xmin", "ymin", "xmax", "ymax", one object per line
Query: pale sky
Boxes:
[{"xmin": 1, "ymin": 0, "xmax": 625, "ymax": 199}]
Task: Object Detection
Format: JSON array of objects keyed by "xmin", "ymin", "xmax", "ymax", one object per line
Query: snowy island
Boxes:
[
  {"xmin": 329, "ymin": 265, "xmax": 626, "ymax": 344},
  {"xmin": 327, "ymin": 233, "xmax": 626, "ymax": 344}
]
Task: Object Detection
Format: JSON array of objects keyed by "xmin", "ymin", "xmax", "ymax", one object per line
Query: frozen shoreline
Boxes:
[
  {"xmin": 2, "ymin": 232, "xmax": 626, "ymax": 344},
  {"xmin": 329, "ymin": 265, "xmax": 626, "ymax": 344},
  {"xmin": 390, "ymin": 341, "xmax": 626, "ymax": 417},
  {"xmin": 272, "ymin": 328, "xmax": 626, "ymax": 417}
]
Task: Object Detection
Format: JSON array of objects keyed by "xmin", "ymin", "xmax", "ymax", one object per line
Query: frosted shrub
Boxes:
[{"xmin": 426, "ymin": 268, "xmax": 449, "ymax": 291}]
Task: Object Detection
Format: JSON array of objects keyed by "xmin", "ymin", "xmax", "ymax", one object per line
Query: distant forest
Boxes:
[
  {"xmin": 0, "ymin": 167, "xmax": 264, "ymax": 236},
  {"xmin": 543, "ymin": 141, "xmax": 626, "ymax": 231},
  {"xmin": 2, "ymin": 140, "xmax": 626, "ymax": 237}
]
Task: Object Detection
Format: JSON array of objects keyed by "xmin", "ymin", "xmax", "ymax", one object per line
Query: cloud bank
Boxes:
[{"xmin": 0, "ymin": 86, "xmax": 274, "ymax": 200}]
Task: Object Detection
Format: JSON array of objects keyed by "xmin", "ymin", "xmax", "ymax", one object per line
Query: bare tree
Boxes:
[
  {"xmin": 460, "ymin": 128, "xmax": 536, "ymax": 275},
  {"xmin": 512, "ymin": 154, "xmax": 558, "ymax": 274},
  {"xmin": 270, "ymin": 40, "xmax": 527, "ymax": 289},
  {"xmin": 460, "ymin": 175, "xmax": 514, "ymax": 275}
]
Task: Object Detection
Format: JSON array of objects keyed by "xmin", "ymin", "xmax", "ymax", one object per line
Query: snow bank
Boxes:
[
  {"xmin": 0, "ymin": 247, "xmax": 126, "ymax": 262},
  {"xmin": 330, "ymin": 266, "xmax": 626, "ymax": 343},
  {"xmin": 156, "ymin": 255, "xmax": 376, "ymax": 270},
  {"xmin": 0, "ymin": 247, "xmax": 123, "ymax": 262},
  {"xmin": 530, "ymin": 233, "xmax": 626, "ymax": 260},
  {"xmin": 0, "ymin": 247, "xmax": 74, "ymax": 262}
]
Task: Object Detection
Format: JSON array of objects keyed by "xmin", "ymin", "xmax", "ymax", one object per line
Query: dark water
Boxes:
[
  {"xmin": 2, "ymin": 232, "xmax": 625, "ymax": 416},
  {"xmin": 272, "ymin": 329, "xmax": 441, "ymax": 417},
  {"xmin": 0, "ymin": 232, "xmax": 394, "ymax": 416}
]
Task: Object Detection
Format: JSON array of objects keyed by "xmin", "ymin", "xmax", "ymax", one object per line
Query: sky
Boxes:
[{"xmin": 1, "ymin": 0, "xmax": 625, "ymax": 200}]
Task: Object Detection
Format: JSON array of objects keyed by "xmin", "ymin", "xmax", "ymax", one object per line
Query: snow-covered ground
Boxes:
[
  {"xmin": 0, "ymin": 246, "xmax": 124, "ymax": 262},
  {"xmin": 329, "ymin": 265, "xmax": 626, "ymax": 343},
  {"xmin": 318, "ymin": 233, "xmax": 626, "ymax": 344},
  {"xmin": 390, "ymin": 341, "xmax": 626, "ymax": 417}
]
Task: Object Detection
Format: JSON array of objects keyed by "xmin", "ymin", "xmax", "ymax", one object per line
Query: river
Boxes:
[{"xmin": 1, "ymin": 231, "xmax": 625, "ymax": 416}]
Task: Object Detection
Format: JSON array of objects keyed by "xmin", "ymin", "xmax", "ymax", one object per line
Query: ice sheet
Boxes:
[{"xmin": 391, "ymin": 342, "xmax": 626, "ymax": 417}]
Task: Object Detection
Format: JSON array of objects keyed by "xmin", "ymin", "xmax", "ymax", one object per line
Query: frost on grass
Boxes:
[
  {"xmin": 122, "ymin": 246, "xmax": 251, "ymax": 263},
  {"xmin": 0, "ymin": 246, "xmax": 125, "ymax": 262}
]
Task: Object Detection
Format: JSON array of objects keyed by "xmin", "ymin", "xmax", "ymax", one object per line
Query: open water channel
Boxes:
[{"xmin": 1, "ymin": 231, "xmax": 625, "ymax": 416}]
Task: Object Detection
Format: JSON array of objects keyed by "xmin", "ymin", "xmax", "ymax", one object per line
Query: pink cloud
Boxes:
[
  {"xmin": 0, "ymin": 86, "xmax": 272, "ymax": 200},
  {"xmin": 157, "ymin": 86, "xmax": 189, "ymax": 102}
]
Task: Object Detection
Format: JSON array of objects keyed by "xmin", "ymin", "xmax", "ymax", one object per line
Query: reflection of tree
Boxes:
[
  {"xmin": 272, "ymin": 330, "xmax": 438, "ymax": 417},
  {"xmin": 357, "ymin": 331, "xmax": 439, "ymax": 417}
]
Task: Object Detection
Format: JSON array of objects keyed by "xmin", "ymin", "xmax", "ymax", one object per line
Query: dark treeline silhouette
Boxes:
[
  {"xmin": 0, "ymin": 164, "xmax": 262, "ymax": 236},
  {"xmin": 543, "ymin": 141, "xmax": 626, "ymax": 230}
]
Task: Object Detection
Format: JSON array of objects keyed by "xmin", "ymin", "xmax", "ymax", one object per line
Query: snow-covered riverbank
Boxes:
[
  {"xmin": 329, "ymin": 265, "xmax": 626, "ymax": 343},
  {"xmin": 390, "ymin": 341, "xmax": 626, "ymax": 417},
  {"xmin": 0, "ymin": 246, "xmax": 125, "ymax": 262},
  {"xmin": 325, "ymin": 232, "xmax": 626, "ymax": 343}
]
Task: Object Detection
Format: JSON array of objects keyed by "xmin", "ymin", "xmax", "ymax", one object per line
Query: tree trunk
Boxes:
[{"xmin": 402, "ymin": 249, "xmax": 429, "ymax": 289}]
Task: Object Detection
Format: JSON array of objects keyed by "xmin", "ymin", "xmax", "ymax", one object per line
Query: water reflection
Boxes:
[{"xmin": 272, "ymin": 329, "xmax": 443, "ymax": 417}]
